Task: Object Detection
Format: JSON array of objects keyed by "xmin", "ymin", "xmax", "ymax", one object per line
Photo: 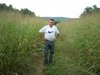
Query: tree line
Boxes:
[
  {"xmin": 0, "ymin": 3, "xmax": 100, "ymax": 18},
  {"xmin": 0, "ymin": 3, "xmax": 36, "ymax": 17},
  {"xmin": 80, "ymin": 5, "xmax": 100, "ymax": 17}
]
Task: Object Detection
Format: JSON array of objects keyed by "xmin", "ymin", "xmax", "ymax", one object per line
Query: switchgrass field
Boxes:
[
  {"xmin": 0, "ymin": 11, "xmax": 48, "ymax": 75},
  {"xmin": 45, "ymin": 13, "xmax": 100, "ymax": 75},
  {"xmin": 0, "ymin": 11, "xmax": 100, "ymax": 75}
]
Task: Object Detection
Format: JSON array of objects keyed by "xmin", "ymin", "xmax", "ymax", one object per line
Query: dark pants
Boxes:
[{"xmin": 44, "ymin": 39, "xmax": 55, "ymax": 64}]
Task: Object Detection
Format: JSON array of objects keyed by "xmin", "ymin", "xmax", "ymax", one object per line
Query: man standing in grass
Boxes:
[{"xmin": 39, "ymin": 19, "xmax": 59, "ymax": 64}]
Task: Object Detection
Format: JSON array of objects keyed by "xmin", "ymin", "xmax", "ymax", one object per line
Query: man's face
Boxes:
[{"xmin": 48, "ymin": 20, "xmax": 55, "ymax": 27}]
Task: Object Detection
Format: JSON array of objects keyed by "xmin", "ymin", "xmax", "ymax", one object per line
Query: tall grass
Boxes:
[
  {"xmin": 44, "ymin": 13, "xmax": 100, "ymax": 75},
  {"xmin": 0, "ymin": 11, "xmax": 47, "ymax": 75},
  {"xmin": 0, "ymin": 10, "xmax": 100, "ymax": 75}
]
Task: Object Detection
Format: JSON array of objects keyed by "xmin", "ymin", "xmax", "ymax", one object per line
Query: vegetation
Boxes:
[
  {"xmin": 0, "ymin": 10, "xmax": 47, "ymax": 75},
  {"xmin": 0, "ymin": 3, "xmax": 36, "ymax": 16},
  {"xmin": 80, "ymin": 5, "xmax": 100, "ymax": 17},
  {"xmin": 0, "ymin": 3, "xmax": 100, "ymax": 75},
  {"xmin": 45, "ymin": 6, "xmax": 100, "ymax": 75}
]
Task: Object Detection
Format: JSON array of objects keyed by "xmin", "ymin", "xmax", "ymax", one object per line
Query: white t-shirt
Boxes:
[{"xmin": 39, "ymin": 25, "xmax": 59, "ymax": 41}]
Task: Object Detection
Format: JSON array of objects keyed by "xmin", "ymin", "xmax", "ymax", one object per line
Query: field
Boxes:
[
  {"xmin": 0, "ymin": 11, "xmax": 100, "ymax": 75},
  {"xmin": 0, "ymin": 11, "xmax": 48, "ymax": 75},
  {"xmin": 45, "ymin": 13, "xmax": 100, "ymax": 75}
]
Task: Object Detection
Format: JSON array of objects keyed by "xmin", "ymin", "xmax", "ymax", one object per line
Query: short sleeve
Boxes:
[{"xmin": 39, "ymin": 26, "xmax": 46, "ymax": 33}]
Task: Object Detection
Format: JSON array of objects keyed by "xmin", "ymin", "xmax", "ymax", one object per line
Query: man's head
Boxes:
[{"xmin": 48, "ymin": 19, "xmax": 55, "ymax": 27}]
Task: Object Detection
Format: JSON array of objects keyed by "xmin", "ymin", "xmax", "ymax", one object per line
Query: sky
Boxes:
[{"xmin": 0, "ymin": 0, "xmax": 100, "ymax": 18}]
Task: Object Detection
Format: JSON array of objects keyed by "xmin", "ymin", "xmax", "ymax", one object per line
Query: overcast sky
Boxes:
[{"xmin": 0, "ymin": 0, "xmax": 100, "ymax": 18}]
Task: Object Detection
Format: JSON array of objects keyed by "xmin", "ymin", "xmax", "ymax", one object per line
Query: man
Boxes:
[{"xmin": 39, "ymin": 19, "xmax": 59, "ymax": 64}]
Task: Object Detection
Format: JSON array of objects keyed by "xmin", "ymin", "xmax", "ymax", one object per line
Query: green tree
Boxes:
[
  {"xmin": 8, "ymin": 5, "xmax": 13, "ymax": 10},
  {"xmin": 80, "ymin": 5, "xmax": 100, "ymax": 17},
  {"xmin": 0, "ymin": 3, "xmax": 7, "ymax": 10},
  {"xmin": 0, "ymin": 3, "xmax": 36, "ymax": 17},
  {"xmin": 21, "ymin": 8, "xmax": 35, "ymax": 16}
]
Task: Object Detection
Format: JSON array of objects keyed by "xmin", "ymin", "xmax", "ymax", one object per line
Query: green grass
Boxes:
[
  {"xmin": 0, "ymin": 11, "xmax": 47, "ymax": 75},
  {"xmin": 0, "ymin": 10, "xmax": 100, "ymax": 75},
  {"xmin": 44, "ymin": 13, "xmax": 100, "ymax": 75}
]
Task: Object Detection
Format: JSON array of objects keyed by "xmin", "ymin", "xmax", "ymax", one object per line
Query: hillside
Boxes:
[{"xmin": 41, "ymin": 17, "xmax": 71, "ymax": 22}]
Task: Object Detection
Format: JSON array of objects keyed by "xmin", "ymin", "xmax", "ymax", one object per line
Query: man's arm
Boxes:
[{"xmin": 39, "ymin": 26, "xmax": 46, "ymax": 40}]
